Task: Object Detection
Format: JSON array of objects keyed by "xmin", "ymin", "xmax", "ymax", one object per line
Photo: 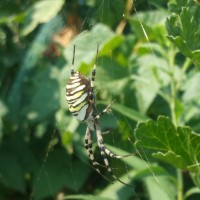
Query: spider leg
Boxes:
[
  {"xmin": 91, "ymin": 45, "xmax": 99, "ymax": 88},
  {"xmin": 71, "ymin": 45, "xmax": 75, "ymax": 75},
  {"xmin": 95, "ymin": 122, "xmax": 132, "ymax": 188},
  {"xmin": 90, "ymin": 44, "xmax": 99, "ymax": 90},
  {"xmin": 93, "ymin": 99, "xmax": 116, "ymax": 125},
  {"xmin": 84, "ymin": 127, "xmax": 112, "ymax": 182},
  {"xmin": 94, "ymin": 101, "xmax": 113, "ymax": 120},
  {"xmin": 95, "ymin": 120, "xmax": 130, "ymax": 158},
  {"xmin": 85, "ymin": 127, "xmax": 101, "ymax": 168},
  {"xmin": 88, "ymin": 45, "xmax": 99, "ymax": 104}
]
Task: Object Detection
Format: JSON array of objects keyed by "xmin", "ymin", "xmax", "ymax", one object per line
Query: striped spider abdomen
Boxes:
[{"xmin": 66, "ymin": 72, "xmax": 94, "ymax": 122}]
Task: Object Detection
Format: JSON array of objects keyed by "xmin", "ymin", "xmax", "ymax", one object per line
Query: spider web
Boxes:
[{"xmin": 30, "ymin": 1, "xmax": 172, "ymax": 200}]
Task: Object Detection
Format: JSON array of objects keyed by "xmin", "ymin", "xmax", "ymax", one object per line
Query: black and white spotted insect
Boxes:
[{"xmin": 66, "ymin": 45, "xmax": 131, "ymax": 187}]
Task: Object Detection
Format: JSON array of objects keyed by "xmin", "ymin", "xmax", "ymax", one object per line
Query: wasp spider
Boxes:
[{"xmin": 66, "ymin": 45, "xmax": 131, "ymax": 187}]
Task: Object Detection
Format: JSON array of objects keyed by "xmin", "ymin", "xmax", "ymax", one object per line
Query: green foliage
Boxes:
[
  {"xmin": 0, "ymin": 0, "xmax": 200, "ymax": 200},
  {"xmin": 166, "ymin": 0, "xmax": 200, "ymax": 69},
  {"xmin": 21, "ymin": 0, "xmax": 65, "ymax": 36},
  {"xmin": 135, "ymin": 116, "xmax": 200, "ymax": 172}
]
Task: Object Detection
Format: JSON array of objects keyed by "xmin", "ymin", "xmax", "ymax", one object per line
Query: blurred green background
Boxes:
[{"xmin": 1, "ymin": 0, "xmax": 200, "ymax": 199}]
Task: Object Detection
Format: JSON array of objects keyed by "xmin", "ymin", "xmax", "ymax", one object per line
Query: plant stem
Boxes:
[
  {"xmin": 169, "ymin": 46, "xmax": 183, "ymax": 200},
  {"xmin": 177, "ymin": 169, "xmax": 183, "ymax": 200},
  {"xmin": 176, "ymin": 58, "xmax": 191, "ymax": 90},
  {"xmin": 169, "ymin": 46, "xmax": 177, "ymax": 126}
]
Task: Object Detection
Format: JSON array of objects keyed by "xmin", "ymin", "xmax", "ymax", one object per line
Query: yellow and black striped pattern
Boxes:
[{"xmin": 66, "ymin": 72, "xmax": 94, "ymax": 122}]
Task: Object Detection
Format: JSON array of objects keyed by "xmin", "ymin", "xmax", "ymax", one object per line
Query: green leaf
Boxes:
[
  {"xmin": 183, "ymin": 73, "xmax": 200, "ymax": 103},
  {"xmin": 167, "ymin": 36, "xmax": 200, "ymax": 68},
  {"xmin": 63, "ymin": 23, "xmax": 123, "ymax": 71},
  {"xmin": 105, "ymin": 144, "xmax": 148, "ymax": 170},
  {"xmin": 99, "ymin": 172, "xmax": 135, "ymax": 200},
  {"xmin": 98, "ymin": 147, "xmax": 174, "ymax": 200},
  {"xmin": 99, "ymin": 168, "xmax": 175, "ymax": 200},
  {"xmin": 181, "ymin": 72, "xmax": 200, "ymax": 125},
  {"xmin": 105, "ymin": 144, "xmax": 171, "ymax": 176},
  {"xmin": 184, "ymin": 187, "xmax": 200, "ymax": 199},
  {"xmin": 63, "ymin": 195, "xmax": 112, "ymax": 200},
  {"xmin": 168, "ymin": 1, "xmax": 186, "ymax": 13},
  {"xmin": 166, "ymin": 36, "xmax": 193, "ymax": 58},
  {"xmin": 165, "ymin": 14, "xmax": 181, "ymax": 37},
  {"xmin": 0, "ymin": 12, "xmax": 26, "ymax": 24},
  {"xmin": 189, "ymin": 172, "xmax": 200, "ymax": 189},
  {"xmin": 134, "ymin": 116, "xmax": 200, "ymax": 171},
  {"xmin": 0, "ymin": 100, "xmax": 7, "ymax": 142},
  {"xmin": 153, "ymin": 151, "xmax": 186, "ymax": 169},
  {"xmin": 145, "ymin": 176, "xmax": 176, "ymax": 200},
  {"xmin": 21, "ymin": 0, "xmax": 64, "ymax": 35},
  {"xmin": 23, "ymin": 65, "xmax": 60, "ymax": 123},
  {"xmin": 32, "ymin": 148, "xmax": 90, "ymax": 200},
  {"xmin": 134, "ymin": 54, "xmax": 170, "ymax": 113},
  {"xmin": 8, "ymin": 16, "xmax": 63, "ymax": 125},
  {"xmin": 0, "ymin": 151, "xmax": 25, "ymax": 193},
  {"xmin": 129, "ymin": 10, "xmax": 167, "ymax": 40},
  {"xmin": 166, "ymin": 1, "xmax": 200, "ymax": 69},
  {"xmin": 96, "ymin": 56, "xmax": 129, "ymax": 95},
  {"xmin": 100, "ymin": 102, "xmax": 149, "ymax": 122}
]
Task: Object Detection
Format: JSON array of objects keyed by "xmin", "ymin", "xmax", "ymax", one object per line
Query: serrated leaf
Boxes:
[
  {"xmin": 134, "ymin": 116, "xmax": 200, "ymax": 172},
  {"xmin": 165, "ymin": 15, "xmax": 182, "ymax": 37},
  {"xmin": 153, "ymin": 151, "xmax": 186, "ymax": 168},
  {"xmin": 166, "ymin": 36, "xmax": 200, "ymax": 68},
  {"xmin": 166, "ymin": 1, "xmax": 200, "ymax": 69},
  {"xmin": 166, "ymin": 36, "xmax": 193, "ymax": 57}
]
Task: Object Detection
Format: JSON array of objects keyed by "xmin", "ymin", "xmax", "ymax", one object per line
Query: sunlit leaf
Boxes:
[
  {"xmin": 21, "ymin": 0, "xmax": 64, "ymax": 35},
  {"xmin": 63, "ymin": 23, "xmax": 123, "ymax": 73},
  {"xmin": 129, "ymin": 10, "xmax": 167, "ymax": 41},
  {"xmin": 135, "ymin": 54, "xmax": 170, "ymax": 113},
  {"xmin": 145, "ymin": 176, "xmax": 176, "ymax": 200}
]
